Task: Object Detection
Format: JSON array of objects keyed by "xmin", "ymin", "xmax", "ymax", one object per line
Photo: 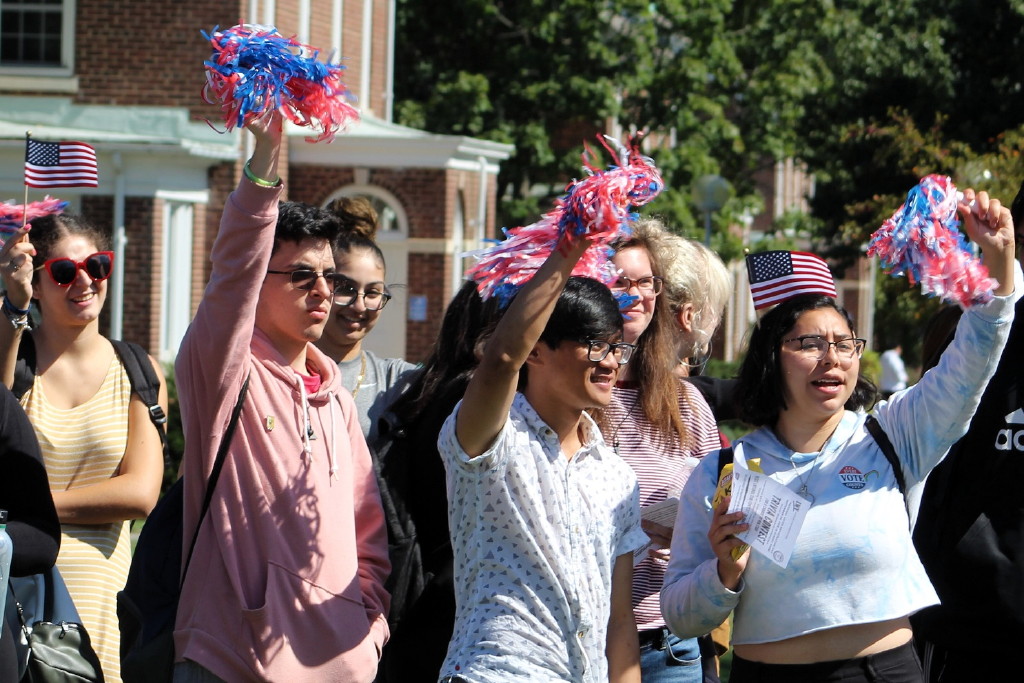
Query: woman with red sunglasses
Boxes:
[{"xmin": 0, "ymin": 214, "xmax": 167, "ymax": 682}]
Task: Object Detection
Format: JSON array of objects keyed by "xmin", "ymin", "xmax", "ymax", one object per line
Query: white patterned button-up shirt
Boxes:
[{"xmin": 438, "ymin": 393, "xmax": 646, "ymax": 683}]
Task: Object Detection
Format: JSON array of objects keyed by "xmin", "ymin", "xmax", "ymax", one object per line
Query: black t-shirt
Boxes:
[
  {"xmin": 0, "ymin": 383, "xmax": 60, "ymax": 679},
  {"xmin": 912, "ymin": 294, "xmax": 1024, "ymax": 649}
]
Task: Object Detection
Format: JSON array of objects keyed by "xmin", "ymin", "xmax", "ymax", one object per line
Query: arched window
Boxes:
[{"xmin": 322, "ymin": 185, "xmax": 408, "ymax": 241}]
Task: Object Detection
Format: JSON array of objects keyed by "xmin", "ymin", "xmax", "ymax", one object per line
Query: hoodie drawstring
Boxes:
[
  {"xmin": 328, "ymin": 391, "xmax": 339, "ymax": 482},
  {"xmin": 294, "ymin": 374, "xmax": 339, "ymax": 481},
  {"xmin": 297, "ymin": 375, "xmax": 313, "ymax": 461}
]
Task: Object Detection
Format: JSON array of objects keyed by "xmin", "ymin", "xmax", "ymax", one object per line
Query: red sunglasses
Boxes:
[{"xmin": 37, "ymin": 251, "xmax": 115, "ymax": 287}]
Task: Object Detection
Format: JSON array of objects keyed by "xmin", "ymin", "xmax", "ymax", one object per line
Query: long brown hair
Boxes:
[{"xmin": 602, "ymin": 219, "xmax": 688, "ymax": 447}]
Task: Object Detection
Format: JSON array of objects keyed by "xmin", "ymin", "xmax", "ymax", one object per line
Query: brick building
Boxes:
[{"xmin": 0, "ymin": 0, "xmax": 511, "ymax": 362}]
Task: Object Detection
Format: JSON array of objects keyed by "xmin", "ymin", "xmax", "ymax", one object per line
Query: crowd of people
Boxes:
[{"xmin": 0, "ymin": 108, "xmax": 1021, "ymax": 683}]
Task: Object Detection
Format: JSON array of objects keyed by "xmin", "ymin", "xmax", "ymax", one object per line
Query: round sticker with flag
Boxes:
[{"xmin": 746, "ymin": 250, "xmax": 837, "ymax": 310}]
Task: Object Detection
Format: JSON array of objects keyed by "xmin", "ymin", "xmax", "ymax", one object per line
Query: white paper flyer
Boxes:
[{"xmin": 727, "ymin": 443, "xmax": 810, "ymax": 568}]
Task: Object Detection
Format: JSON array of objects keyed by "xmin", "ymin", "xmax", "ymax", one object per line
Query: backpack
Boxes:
[
  {"xmin": 13, "ymin": 333, "xmax": 169, "ymax": 463},
  {"xmin": 372, "ymin": 409, "xmax": 426, "ymax": 634},
  {"xmin": 117, "ymin": 376, "xmax": 248, "ymax": 683}
]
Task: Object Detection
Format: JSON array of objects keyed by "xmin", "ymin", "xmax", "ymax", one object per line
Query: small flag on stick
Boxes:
[
  {"xmin": 25, "ymin": 139, "xmax": 98, "ymax": 188},
  {"xmin": 746, "ymin": 250, "xmax": 837, "ymax": 310}
]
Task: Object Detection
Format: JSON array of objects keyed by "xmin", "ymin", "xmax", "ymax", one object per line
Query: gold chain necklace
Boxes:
[{"xmin": 350, "ymin": 351, "xmax": 367, "ymax": 400}]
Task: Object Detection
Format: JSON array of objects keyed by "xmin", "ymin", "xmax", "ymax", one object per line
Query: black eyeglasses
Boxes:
[
  {"xmin": 783, "ymin": 335, "xmax": 866, "ymax": 361},
  {"xmin": 582, "ymin": 340, "xmax": 635, "ymax": 365},
  {"xmin": 266, "ymin": 269, "xmax": 346, "ymax": 294},
  {"xmin": 334, "ymin": 281, "xmax": 392, "ymax": 311},
  {"xmin": 610, "ymin": 275, "xmax": 663, "ymax": 297},
  {"xmin": 38, "ymin": 251, "xmax": 114, "ymax": 287}
]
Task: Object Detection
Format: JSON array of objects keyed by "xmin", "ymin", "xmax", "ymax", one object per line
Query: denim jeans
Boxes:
[{"xmin": 639, "ymin": 628, "xmax": 702, "ymax": 683}]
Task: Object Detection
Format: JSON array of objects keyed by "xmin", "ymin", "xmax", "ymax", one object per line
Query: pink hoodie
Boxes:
[{"xmin": 173, "ymin": 177, "xmax": 390, "ymax": 681}]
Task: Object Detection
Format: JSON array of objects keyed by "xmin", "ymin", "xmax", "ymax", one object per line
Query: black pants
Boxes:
[
  {"xmin": 731, "ymin": 641, "xmax": 923, "ymax": 683},
  {"xmin": 916, "ymin": 639, "xmax": 1012, "ymax": 683}
]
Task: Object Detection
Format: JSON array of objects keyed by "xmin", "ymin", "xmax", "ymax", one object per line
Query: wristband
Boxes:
[
  {"xmin": 3, "ymin": 295, "xmax": 29, "ymax": 316},
  {"xmin": 2, "ymin": 296, "xmax": 30, "ymax": 332},
  {"xmin": 243, "ymin": 161, "xmax": 281, "ymax": 188}
]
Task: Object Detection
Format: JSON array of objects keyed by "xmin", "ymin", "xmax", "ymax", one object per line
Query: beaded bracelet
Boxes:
[{"xmin": 243, "ymin": 161, "xmax": 281, "ymax": 188}]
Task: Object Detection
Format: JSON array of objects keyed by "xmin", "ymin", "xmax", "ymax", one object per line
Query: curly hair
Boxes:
[
  {"xmin": 735, "ymin": 294, "xmax": 877, "ymax": 427},
  {"xmin": 272, "ymin": 201, "xmax": 342, "ymax": 255}
]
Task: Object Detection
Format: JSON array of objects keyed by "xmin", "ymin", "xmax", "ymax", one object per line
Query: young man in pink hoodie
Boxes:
[{"xmin": 172, "ymin": 112, "xmax": 390, "ymax": 682}]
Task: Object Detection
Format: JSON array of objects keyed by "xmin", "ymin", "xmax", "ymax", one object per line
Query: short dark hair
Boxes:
[
  {"xmin": 735, "ymin": 294, "xmax": 877, "ymax": 426},
  {"xmin": 539, "ymin": 276, "xmax": 623, "ymax": 349},
  {"xmin": 272, "ymin": 201, "xmax": 342, "ymax": 255},
  {"xmin": 518, "ymin": 276, "xmax": 622, "ymax": 390}
]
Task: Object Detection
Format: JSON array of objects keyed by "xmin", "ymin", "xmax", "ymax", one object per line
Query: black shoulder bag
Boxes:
[{"xmin": 118, "ymin": 375, "xmax": 250, "ymax": 683}]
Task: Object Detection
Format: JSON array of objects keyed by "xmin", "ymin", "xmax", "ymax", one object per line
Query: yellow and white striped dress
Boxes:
[{"xmin": 22, "ymin": 355, "xmax": 132, "ymax": 683}]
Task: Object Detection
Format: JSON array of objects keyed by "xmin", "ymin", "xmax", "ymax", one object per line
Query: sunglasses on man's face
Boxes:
[{"xmin": 38, "ymin": 251, "xmax": 115, "ymax": 287}]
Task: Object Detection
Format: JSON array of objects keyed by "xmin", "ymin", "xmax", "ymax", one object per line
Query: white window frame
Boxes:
[
  {"xmin": 0, "ymin": 0, "xmax": 75, "ymax": 79},
  {"xmin": 157, "ymin": 199, "xmax": 195, "ymax": 362}
]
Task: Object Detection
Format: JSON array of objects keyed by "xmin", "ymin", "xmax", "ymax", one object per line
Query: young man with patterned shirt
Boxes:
[{"xmin": 437, "ymin": 236, "xmax": 647, "ymax": 683}]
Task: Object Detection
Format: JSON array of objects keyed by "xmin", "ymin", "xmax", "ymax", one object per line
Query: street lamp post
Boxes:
[{"xmin": 692, "ymin": 174, "xmax": 732, "ymax": 246}]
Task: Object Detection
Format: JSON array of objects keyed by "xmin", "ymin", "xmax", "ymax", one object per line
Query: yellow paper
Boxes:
[{"xmin": 712, "ymin": 457, "xmax": 762, "ymax": 560}]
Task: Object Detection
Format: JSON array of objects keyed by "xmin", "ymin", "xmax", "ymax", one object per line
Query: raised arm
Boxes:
[
  {"xmin": 455, "ymin": 237, "xmax": 591, "ymax": 457},
  {"xmin": 0, "ymin": 226, "xmax": 37, "ymax": 388},
  {"xmin": 876, "ymin": 188, "xmax": 1017, "ymax": 481},
  {"xmin": 961, "ymin": 188, "xmax": 1015, "ymax": 296},
  {"xmin": 175, "ymin": 111, "xmax": 284, "ymax": 431}
]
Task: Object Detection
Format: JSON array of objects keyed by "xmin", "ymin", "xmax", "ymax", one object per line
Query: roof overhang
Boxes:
[
  {"xmin": 288, "ymin": 115, "xmax": 513, "ymax": 174},
  {"xmin": 0, "ymin": 96, "xmax": 239, "ymax": 160}
]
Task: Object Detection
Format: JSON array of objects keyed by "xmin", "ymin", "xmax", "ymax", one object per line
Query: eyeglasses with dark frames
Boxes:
[
  {"xmin": 609, "ymin": 275, "xmax": 663, "ymax": 297},
  {"xmin": 266, "ymin": 269, "xmax": 347, "ymax": 294},
  {"xmin": 582, "ymin": 339, "xmax": 636, "ymax": 365},
  {"xmin": 334, "ymin": 281, "xmax": 392, "ymax": 311},
  {"xmin": 37, "ymin": 251, "xmax": 114, "ymax": 287},
  {"xmin": 783, "ymin": 335, "xmax": 866, "ymax": 361}
]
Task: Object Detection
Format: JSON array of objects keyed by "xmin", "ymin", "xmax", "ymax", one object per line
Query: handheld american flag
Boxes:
[
  {"xmin": 746, "ymin": 250, "xmax": 837, "ymax": 310},
  {"xmin": 25, "ymin": 139, "xmax": 98, "ymax": 189}
]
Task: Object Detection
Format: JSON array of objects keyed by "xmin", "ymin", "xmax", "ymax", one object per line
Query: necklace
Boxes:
[
  {"xmin": 610, "ymin": 391, "xmax": 640, "ymax": 454},
  {"xmin": 350, "ymin": 351, "xmax": 367, "ymax": 400},
  {"xmin": 788, "ymin": 456, "xmax": 821, "ymax": 503},
  {"xmin": 774, "ymin": 427, "xmax": 831, "ymax": 504}
]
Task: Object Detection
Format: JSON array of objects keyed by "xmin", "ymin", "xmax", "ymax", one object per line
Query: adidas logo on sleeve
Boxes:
[{"xmin": 994, "ymin": 408, "xmax": 1024, "ymax": 451}]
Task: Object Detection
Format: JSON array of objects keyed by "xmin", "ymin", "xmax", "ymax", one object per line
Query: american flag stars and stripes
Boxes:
[
  {"xmin": 24, "ymin": 139, "xmax": 98, "ymax": 188},
  {"xmin": 746, "ymin": 250, "xmax": 837, "ymax": 310}
]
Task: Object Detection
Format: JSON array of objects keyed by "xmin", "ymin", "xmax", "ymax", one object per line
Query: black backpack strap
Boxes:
[
  {"xmin": 181, "ymin": 374, "xmax": 250, "ymax": 587},
  {"xmin": 865, "ymin": 416, "xmax": 906, "ymax": 497},
  {"xmin": 110, "ymin": 340, "xmax": 169, "ymax": 462},
  {"xmin": 716, "ymin": 446, "xmax": 734, "ymax": 482}
]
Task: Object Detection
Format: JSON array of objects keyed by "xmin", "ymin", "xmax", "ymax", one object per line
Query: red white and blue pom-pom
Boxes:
[
  {"xmin": 467, "ymin": 134, "xmax": 663, "ymax": 306},
  {"xmin": 202, "ymin": 24, "xmax": 359, "ymax": 143},
  {"xmin": 0, "ymin": 197, "xmax": 68, "ymax": 246},
  {"xmin": 867, "ymin": 174, "xmax": 996, "ymax": 308}
]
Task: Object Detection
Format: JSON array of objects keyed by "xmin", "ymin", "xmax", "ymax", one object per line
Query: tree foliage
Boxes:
[{"xmin": 394, "ymin": 0, "xmax": 1024, "ymax": 358}]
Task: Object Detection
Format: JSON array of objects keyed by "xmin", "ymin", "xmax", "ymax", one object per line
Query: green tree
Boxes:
[
  {"xmin": 394, "ymin": 0, "xmax": 757, "ymax": 237},
  {"xmin": 395, "ymin": 0, "xmax": 1024, "ymax": 357}
]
